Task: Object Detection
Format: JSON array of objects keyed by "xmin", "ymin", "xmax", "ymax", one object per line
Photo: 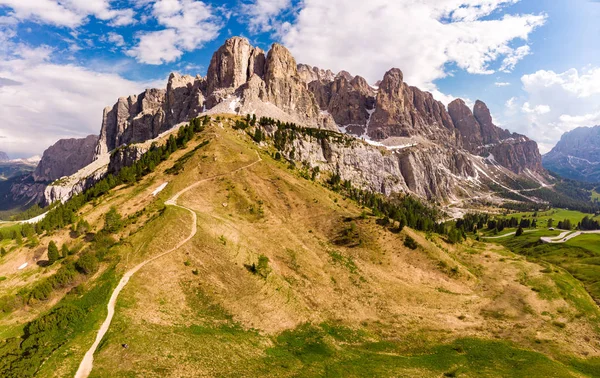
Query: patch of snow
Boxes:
[
  {"xmin": 18, "ymin": 263, "xmax": 28, "ymax": 270},
  {"xmin": 152, "ymin": 182, "xmax": 168, "ymax": 197}
]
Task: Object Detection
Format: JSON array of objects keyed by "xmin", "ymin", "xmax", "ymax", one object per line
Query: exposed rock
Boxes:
[
  {"xmin": 262, "ymin": 43, "xmax": 327, "ymax": 128},
  {"xmin": 543, "ymin": 125, "xmax": 600, "ymax": 182},
  {"xmin": 368, "ymin": 69, "xmax": 455, "ymax": 143},
  {"xmin": 33, "ymin": 135, "xmax": 99, "ymax": 182},
  {"xmin": 206, "ymin": 37, "xmax": 261, "ymax": 94},
  {"xmin": 0, "ymin": 151, "xmax": 8, "ymax": 161},
  {"xmin": 449, "ymin": 99, "xmax": 542, "ymax": 173},
  {"xmin": 308, "ymin": 74, "xmax": 376, "ymax": 127},
  {"xmin": 473, "ymin": 100, "xmax": 510, "ymax": 144},
  {"xmin": 297, "ymin": 64, "xmax": 335, "ymax": 83},
  {"xmin": 448, "ymin": 99, "xmax": 482, "ymax": 152}
]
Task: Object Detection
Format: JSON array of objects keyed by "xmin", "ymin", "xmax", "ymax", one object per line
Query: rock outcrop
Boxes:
[
  {"xmin": 0, "ymin": 151, "xmax": 8, "ymax": 161},
  {"xmin": 297, "ymin": 64, "xmax": 335, "ymax": 84},
  {"xmin": 96, "ymin": 73, "xmax": 204, "ymax": 156},
  {"xmin": 33, "ymin": 135, "xmax": 99, "ymax": 182},
  {"xmin": 543, "ymin": 126, "xmax": 600, "ymax": 182},
  {"xmin": 448, "ymin": 99, "xmax": 542, "ymax": 173}
]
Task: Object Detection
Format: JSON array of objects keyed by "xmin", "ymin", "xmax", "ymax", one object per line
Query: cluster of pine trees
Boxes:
[{"xmin": 578, "ymin": 216, "xmax": 600, "ymax": 231}]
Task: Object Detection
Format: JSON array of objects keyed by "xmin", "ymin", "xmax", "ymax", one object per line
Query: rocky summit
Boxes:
[
  {"xmin": 543, "ymin": 125, "xmax": 600, "ymax": 182},
  {"xmin": 9, "ymin": 36, "xmax": 548, "ymax": 209}
]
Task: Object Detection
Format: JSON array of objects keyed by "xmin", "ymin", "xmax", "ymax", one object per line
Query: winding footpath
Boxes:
[{"xmin": 74, "ymin": 153, "xmax": 262, "ymax": 378}]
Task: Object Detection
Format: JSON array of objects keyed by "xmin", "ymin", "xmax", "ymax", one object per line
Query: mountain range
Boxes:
[
  {"xmin": 543, "ymin": 126, "xmax": 600, "ymax": 183},
  {"xmin": 7, "ymin": 37, "xmax": 549, "ymax": 215}
]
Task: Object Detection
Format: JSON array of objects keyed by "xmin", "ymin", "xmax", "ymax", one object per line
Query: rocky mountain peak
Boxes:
[
  {"xmin": 0, "ymin": 151, "xmax": 9, "ymax": 161},
  {"xmin": 265, "ymin": 43, "xmax": 298, "ymax": 79},
  {"xmin": 297, "ymin": 64, "xmax": 335, "ymax": 83},
  {"xmin": 543, "ymin": 125, "xmax": 600, "ymax": 182},
  {"xmin": 34, "ymin": 135, "xmax": 99, "ymax": 182},
  {"xmin": 206, "ymin": 36, "xmax": 263, "ymax": 94},
  {"xmin": 448, "ymin": 99, "xmax": 483, "ymax": 152}
]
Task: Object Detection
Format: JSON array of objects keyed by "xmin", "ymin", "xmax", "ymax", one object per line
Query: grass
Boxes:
[
  {"xmin": 592, "ymin": 190, "xmax": 600, "ymax": 202},
  {"xmin": 496, "ymin": 232, "xmax": 600, "ymax": 318},
  {"xmin": 507, "ymin": 208, "xmax": 600, "ymax": 228}
]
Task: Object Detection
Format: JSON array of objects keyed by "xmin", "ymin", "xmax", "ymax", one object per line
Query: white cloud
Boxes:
[
  {"xmin": 0, "ymin": 42, "xmax": 164, "ymax": 157},
  {"xmin": 279, "ymin": 0, "xmax": 545, "ymax": 92},
  {"xmin": 499, "ymin": 45, "xmax": 530, "ymax": 72},
  {"xmin": 522, "ymin": 102, "xmax": 550, "ymax": 115},
  {"xmin": 495, "ymin": 82, "xmax": 511, "ymax": 87},
  {"xmin": 106, "ymin": 32, "xmax": 126, "ymax": 47},
  {"xmin": 241, "ymin": 0, "xmax": 291, "ymax": 33},
  {"xmin": 502, "ymin": 67, "xmax": 600, "ymax": 153},
  {"xmin": 0, "ymin": 0, "xmax": 135, "ymax": 28},
  {"xmin": 128, "ymin": 0, "xmax": 223, "ymax": 64}
]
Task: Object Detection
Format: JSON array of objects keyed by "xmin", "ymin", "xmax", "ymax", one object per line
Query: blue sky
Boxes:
[{"xmin": 1, "ymin": 0, "xmax": 599, "ymax": 157}]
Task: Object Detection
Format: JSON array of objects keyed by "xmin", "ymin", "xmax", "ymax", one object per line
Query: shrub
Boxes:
[
  {"xmin": 404, "ymin": 235, "xmax": 418, "ymax": 250},
  {"xmin": 76, "ymin": 252, "xmax": 99, "ymax": 275},
  {"xmin": 104, "ymin": 207, "xmax": 123, "ymax": 234}
]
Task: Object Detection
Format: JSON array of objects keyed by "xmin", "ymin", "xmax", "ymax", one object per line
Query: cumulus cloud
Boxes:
[
  {"xmin": 0, "ymin": 0, "xmax": 135, "ymax": 28},
  {"xmin": 128, "ymin": 0, "xmax": 223, "ymax": 64},
  {"xmin": 106, "ymin": 32, "xmax": 126, "ymax": 47},
  {"xmin": 522, "ymin": 102, "xmax": 550, "ymax": 114},
  {"xmin": 502, "ymin": 67, "xmax": 600, "ymax": 153},
  {"xmin": 277, "ymin": 0, "xmax": 544, "ymax": 92},
  {"xmin": 240, "ymin": 0, "xmax": 291, "ymax": 33},
  {"xmin": 0, "ymin": 41, "xmax": 164, "ymax": 157}
]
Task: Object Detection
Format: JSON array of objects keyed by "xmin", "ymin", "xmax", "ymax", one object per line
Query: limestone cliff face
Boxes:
[
  {"xmin": 96, "ymin": 73, "xmax": 204, "ymax": 156},
  {"xmin": 297, "ymin": 64, "xmax": 335, "ymax": 83},
  {"xmin": 96, "ymin": 37, "xmax": 335, "ymax": 160},
  {"xmin": 369, "ymin": 69, "xmax": 455, "ymax": 143},
  {"xmin": 448, "ymin": 99, "xmax": 542, "ymax": 174},
  {"xmin": 34, "ymin": 135, "xmax": 99, "ymax": 182}
]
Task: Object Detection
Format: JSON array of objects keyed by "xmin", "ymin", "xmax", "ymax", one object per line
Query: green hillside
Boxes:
[{"xmin": 0, "ymin": 116, "xmax": 599, "ymax": 377}]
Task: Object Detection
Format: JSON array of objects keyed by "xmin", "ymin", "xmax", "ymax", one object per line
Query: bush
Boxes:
[
  {"xmin": 404, "ymin": 235, "xmax": 418, "ymax": 250},
  {"xmin": 76, "ymin": 252, "xmax": 99, "ymax": 275},
  {"xmin": 515, "ymin": 226, "xmax": 524, "ymax": 237},
  {"xmin": 104, "ymin": 207, "xmax": 123, "ymax": 234}
]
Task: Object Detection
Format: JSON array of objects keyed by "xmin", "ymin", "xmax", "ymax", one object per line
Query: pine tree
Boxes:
[
  {"xmin": 61, "ymin": 244, "xmax": 70, "ymax": 258},
  {"xmin": 515, "ymin": 226, "xmax": 524, "ymax": 237},
  {"xmin": 47, "ymin": 241, "xmax": 60, "ymax": 264}
]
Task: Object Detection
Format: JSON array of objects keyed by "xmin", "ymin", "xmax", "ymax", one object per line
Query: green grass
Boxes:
[
  {"xmin": 508, "ymin": 209, "xmax": 600, "ymax": 228},
  {"xmin": 496, "ymin": 233, "xmax": 600, "ymax": 318},
  {"xmin": 592, "ymin": 191, "xmax": 600, "ymax": 202},
  {"xmin": 257, "ymin": 325, "xmax": 598, "ymax": 377}
]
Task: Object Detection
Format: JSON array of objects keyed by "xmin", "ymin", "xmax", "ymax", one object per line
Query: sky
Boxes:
[{"xmin": 0, "ymin": 0, "xmax": 599, "ymax": 158}]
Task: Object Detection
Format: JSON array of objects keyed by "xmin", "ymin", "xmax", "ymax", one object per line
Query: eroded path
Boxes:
[{"xmin": 74, "ymin": 152, "xmax": 261, "ymax": 378}]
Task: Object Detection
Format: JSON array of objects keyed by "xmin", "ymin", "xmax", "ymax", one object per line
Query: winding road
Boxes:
[
  {"xmin": 74, "ymin": 152, "xmax": 262, "ymax": 378},
  {"xmin": 540, "ymin": 230, "xmax": 600, "ymax": 244}
]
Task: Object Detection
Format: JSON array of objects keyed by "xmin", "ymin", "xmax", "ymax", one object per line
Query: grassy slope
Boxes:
[{"xmin": 1, "ymin": 117, "xmax": 600, "ymax": 377}]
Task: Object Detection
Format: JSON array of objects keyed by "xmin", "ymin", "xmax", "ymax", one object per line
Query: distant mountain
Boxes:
[
  {"xmin": 543, "ymin": 126, "xmax": 600, "ymax": 183},
  {"xmin": 0, "ymin": 151, "xmax": 8, "ymax": 162}
]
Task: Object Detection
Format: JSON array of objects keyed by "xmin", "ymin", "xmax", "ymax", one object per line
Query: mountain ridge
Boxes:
[{"xmin": 8, "ymin": 36, "xmax": 547, "ymax": 211}]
